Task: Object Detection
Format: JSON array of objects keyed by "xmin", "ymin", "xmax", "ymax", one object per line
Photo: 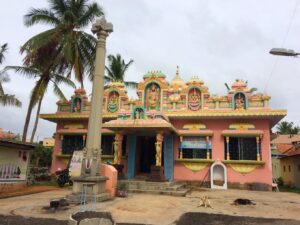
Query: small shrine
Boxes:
[{"xmin": 41, "ymin": 67, "xmax": 286, "ymax": 190}]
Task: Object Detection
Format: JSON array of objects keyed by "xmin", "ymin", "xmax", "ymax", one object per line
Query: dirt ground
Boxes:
[{"xmin": 0, "ymin": 188, "xmax": 299, "ymax": 225}]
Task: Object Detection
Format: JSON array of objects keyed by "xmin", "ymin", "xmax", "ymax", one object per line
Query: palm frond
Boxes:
[
  {"xmin": 0, "ymin": 43, "xmax": 8, "ymax": 64},
  {"xmin": 77, "ymin": 2, "xmax": 103, "ymax": 28},
  {"xmin": 24, "ymin": 8, "xmax": 60, "ymax": 27},
  {"xmin": 0, "ymin": 73, "xmax": 10, "ymax": 83},
  {"xmin": 52, "ymin": 82, "xmax": 67, "ymax": 101},
  {"xmin": 53, "ymin": 74, "xmax": 76, "ymax": 88},
  {"xmin": 0, "ymin": 94, "xmax": 22, "ymax": 107},
  {"xmin": 5, "ymin": 66, "xmax": 40, "ymax": 79}
]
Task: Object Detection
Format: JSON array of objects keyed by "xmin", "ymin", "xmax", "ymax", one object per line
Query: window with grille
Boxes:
[
  {"xmin": 62, "ymin": 135, "xmax": 84, "ymax": 155},
  {"xmin": 224, "ymin": 137, "xmax": 257, "ymax": 160},
  {"xmin": 180, "ymin": 137, "xmax": 211, "ymax": 159}
]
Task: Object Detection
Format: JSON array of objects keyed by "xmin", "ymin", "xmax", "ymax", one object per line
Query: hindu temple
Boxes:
[{"xmin": 41, "ymin": 68, "xmax": 287, "ymax": 190}]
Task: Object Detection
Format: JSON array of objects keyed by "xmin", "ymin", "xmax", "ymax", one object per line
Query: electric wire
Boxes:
[{"xmin": 264, "ymin": 0, "xmax": 299, "ymax": 92}]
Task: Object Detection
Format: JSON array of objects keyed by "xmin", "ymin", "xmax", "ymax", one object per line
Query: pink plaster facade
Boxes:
[
  {"xmin": 41, "ymin": 70, "xmax": 286, "ymax": 190},
  {"xmin": 172, "ymin": 119, "xmax": 273, "ymax": 186}
]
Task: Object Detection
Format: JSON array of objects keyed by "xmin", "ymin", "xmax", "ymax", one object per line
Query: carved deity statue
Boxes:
[
  {"xmin": 235, "ymin": 95, "xmax": 245, "ymax": 110},
  {"xmin": 113, "ymin": 134, "xmax": 123, "ymax": 164},
  {"xmin": 188, "ymin": 88, "xmax": 201, "ymax": 111},
  {"xmin": 146, "ymin": 83, "xmax": 160, "ymax": 110},
  {"xmin": 73, "ymin": 98, "xmax": 81, "ymax": 112},
  {"xmin": 155, "ymin": 142, "xmax": 162, "ymax": 166},
  {"xmin": 107, "ymin": 92, "xmax": 119, "ymax": 113},
  {"xmin": 113, "ymin": 141, "xmax": 120, "ymax": 164},
  {"xmin": 155, "ymin": 133, "xmax": 163, "ymax": 166}
]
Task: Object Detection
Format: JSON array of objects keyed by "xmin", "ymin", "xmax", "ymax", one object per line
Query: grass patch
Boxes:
[{"xmin": 279, "ymin": 185, "xmax": 300, "ymax": 194}]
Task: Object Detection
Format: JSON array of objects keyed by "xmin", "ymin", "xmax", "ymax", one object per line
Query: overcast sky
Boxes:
[{"xmin": 1, "ymin": 0, "xmax": 300, "ymax": 141}]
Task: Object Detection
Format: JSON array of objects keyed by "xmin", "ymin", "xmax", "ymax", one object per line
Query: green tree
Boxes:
[
  {"xmin": 19, "ymin": 0, "xmax": 103, "ymax": 142},
  {"xmin": 7, "ymin": 64, "xmax": 75, "ymax": 142},
  {"xmin": 276, "ymin": 121, "xmax": 300, "ymax": 134},
  {"xmin": 105, "ymin": 54, "xmax": 137, "ymax": 88},
  {"xmin": 21, "ymin": 0, "xmax": 104, "ymax": 88},
  {"xmin": 0, "ymin": 43, "xmax": 21, "ymax": 107}
]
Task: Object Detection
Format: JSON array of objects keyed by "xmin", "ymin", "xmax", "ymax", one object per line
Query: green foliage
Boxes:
[
  {"xmin": 105, "ymin": 54, "xmax": 137, "ymax": 89},
  {"xmin": 22, "ymin": 0, "xmax": 104, "ymax": 88},
  {"xmin": 277, "ymin": 177, "xmax": 284, "ymax": 187},
  {"xmin": 31, "ymin": 144, "xmax": 53, "ymax": 168},
  {"xmin": 279, "ymin": 185, "xmax": 300, "ymax": 194},
  {"xmin": 276, "ymin": 121, "xmax": 300, "ymax": 134},
  {"xmin": 117, "ymin": 182, "xmax": 128, "ymax": 191},
  {"xmin": 0, "ymin": 43, "xmax": 22, "ymax": 107}
]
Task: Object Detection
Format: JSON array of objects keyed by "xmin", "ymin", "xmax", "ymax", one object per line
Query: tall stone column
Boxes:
[{"xmin": 81, "ymin": 17, "xmax": 113, "ymax": 177}]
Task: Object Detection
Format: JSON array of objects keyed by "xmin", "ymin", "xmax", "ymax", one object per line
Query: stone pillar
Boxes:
[
  {"xmin": 81, "ymin": 17, "xmax": 113, "ymax": 177},
  {"xmin": 60, "ymin": 135, "xmax": 64, "ymax": 153},
  {"xmin": 206, "ymin": 136, "xmax": 210, "ymax": 159},
  {"xmin": 179, "ymin": 136, "xmax": 183, "ymax": 159},
  {"xmin": 69, "ymin": 17, "xmax": 113, "ymax": 203},
  {"xmin": 256, "ymin": 136, "xmax": 261, "ymax": 161},
  {"xmin": 226, "ymin": 136, "xmax": 230, "ymax": 160}
]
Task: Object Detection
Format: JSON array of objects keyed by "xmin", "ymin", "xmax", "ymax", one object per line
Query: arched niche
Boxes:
[
  {"xmin": 210, "ymin": 162, "xmax": 227, "ymax": 189},
  {"xmin": 144, "ymin": 82, "xmax": 161, "ymax": 110},
  {"xmin": 107, "ymin": 91, "xmax": 119, "ymax": 113},
  {"xmin": 71, "ymin": 97, "xmax": 82, "ymax": 113},
  {"xmin": 133, "ymin": 107, "xmax": 145, "ymax": 119},
  {"xmin": 233, "ymin": 92, "xmax": 247, "ymax": 110},
  {"xmin": 188, "ymin": 87, "xmax": 201, "ymax": 111}
]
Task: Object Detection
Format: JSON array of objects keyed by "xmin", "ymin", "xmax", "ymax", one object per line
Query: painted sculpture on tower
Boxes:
[
  {"xmin": 107, "ymin": 91, "xmax": 119, "ymax": 113},
  {"xmin": 234, "ymin": 93, "xmax": 246, "ymax": 110},
  {"xmin": 188, "ymin": 88, "xmax": 201, "ymax": 111},
  {"xmin": 72, "ymin": 97, "xmax": 82, "ymax": 112},
  {"xmin": 145, "ymin": 83, "xmax": 160, "ymax": 110}
]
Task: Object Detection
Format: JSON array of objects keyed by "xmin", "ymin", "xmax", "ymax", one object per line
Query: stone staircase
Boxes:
[{"xmin": 119, "ymin": 180, "xmax": 190, "ymax": 197}]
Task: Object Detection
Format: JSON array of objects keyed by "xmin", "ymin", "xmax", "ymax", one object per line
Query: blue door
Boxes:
[
  {"xmin": 127, "ymin": 135, "xmax": 137, "ymax": 179},
  {"xmin": 164, "ymin": 135, "xmax": 174, "ymax": 181}
]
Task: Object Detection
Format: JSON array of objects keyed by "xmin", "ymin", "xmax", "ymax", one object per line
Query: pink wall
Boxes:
[
  {"xmin": 172, "ymin": 119, "xmax": 272, "ymax": 186},
  {"xmin": 51, "ymin": 120, "xmax": 86, "ymax": 173}
]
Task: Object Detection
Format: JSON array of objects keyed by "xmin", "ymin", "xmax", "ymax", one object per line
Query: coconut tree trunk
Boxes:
[
  {"xmin": 30, "ymin": 95, "xmax": 44, "ymax": 143},
  {"xmin": 22, "ymin": 97, "xmax": 35, "ymax": 142}
]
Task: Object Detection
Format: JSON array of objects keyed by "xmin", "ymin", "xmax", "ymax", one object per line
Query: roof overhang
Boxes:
[
  {"xmin": 57, "ymin": 128, "xmax": 115, "ymax": 135},
  {"xmin": 103, "ymin": 118, "xmax": 176, "ymax": 133},
  {"xmin": 40, "ymin": 113, "xmax": 117, "ymax": 122},
  {"xmin": 165, "ymin": 109, "xmax": 287, "ymax": 127}
]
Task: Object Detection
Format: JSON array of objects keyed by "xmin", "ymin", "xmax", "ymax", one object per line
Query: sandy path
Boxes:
[{"xmin": 0, "ymin": 188, "xmax": 299, "ymax": 224}]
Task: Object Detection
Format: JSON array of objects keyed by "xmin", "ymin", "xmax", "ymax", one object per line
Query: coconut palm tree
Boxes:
[
  {"xmin": 0, "ymin": 43, "xmax": 21, "ymax": 107},
  {"xmin": 7, "ymin": 64, "xmax": 75, "ymax": 142},
  {"xmin": 276, "ymin": 121, "xmax": 300, "ymax": 135},
  {"xmin": 105, "ymin": 54, "xmax": 137, "ymax": 88},
  {"xmin": 21, "ymin": 0, "xmax": 104, "ymax": 88},
  {"xmin": 18, "ymin": 0, "xmax": 103, "ymax": 142}
]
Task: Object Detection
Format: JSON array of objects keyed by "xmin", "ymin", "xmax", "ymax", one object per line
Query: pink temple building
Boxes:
[{"xmin": 41, "ymin": 69, "xmax": 286, "ymax": 190}]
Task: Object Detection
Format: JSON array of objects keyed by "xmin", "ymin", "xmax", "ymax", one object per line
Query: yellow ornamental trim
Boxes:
[
  {"xmin": 64, "ymin": 124, "xmax": 84, "ymax": 129},
  {"xmin": 222, "ymin": 160, "xmax": 265, "ymax": 175},
  {"xmin": 183, "ymin": 123, "xmax": 206, "ymax": 130},
  {"xmin": 229, "ymin": 123, "xmax": 255, "ymax": 130},
  {"xmin": 175, "ymin": 159, "xmax": 214, "ymax": 172}
]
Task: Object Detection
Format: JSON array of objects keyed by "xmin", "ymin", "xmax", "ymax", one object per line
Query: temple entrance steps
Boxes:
[{"xmin": 118, "ymin": 180, "xmax": 190, "ymax": 196}]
